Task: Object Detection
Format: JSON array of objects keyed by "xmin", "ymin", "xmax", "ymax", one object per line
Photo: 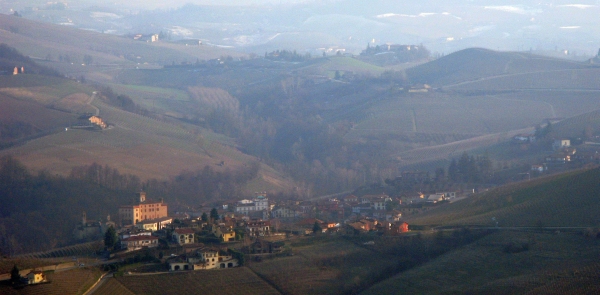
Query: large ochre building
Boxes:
[{"xmin": 119, "ymin": 192, "xmax": 168, "ymax": 226}]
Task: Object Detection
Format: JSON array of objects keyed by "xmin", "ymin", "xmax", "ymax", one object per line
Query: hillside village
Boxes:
[{"xmin": 68, "ymin": 189, "xmax": 456, "ymax": 275}]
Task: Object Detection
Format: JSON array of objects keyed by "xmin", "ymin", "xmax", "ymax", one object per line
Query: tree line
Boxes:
[{"xmin": 0, "ymin": 156, "xmax": 261, "ymax": 256}]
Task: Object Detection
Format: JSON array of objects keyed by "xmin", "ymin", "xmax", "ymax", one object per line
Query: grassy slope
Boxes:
[
  {"xmin": 362, "ymin": 231, "xmax": 600, "ymax": 295},
  {"xmin": 0, "ymin": 74, "xmax": 292, "ymax": 191},
  {"xmin": 405, "ymin": 167, "xmax": 600, "ymax": 227}
]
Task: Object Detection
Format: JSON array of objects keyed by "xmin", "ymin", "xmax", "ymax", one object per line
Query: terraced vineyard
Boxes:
[
  {"xmin": 361, "ymin": 231, "xmax": 600, "ymax": 295},
  {"xmin": 90, "ymin": 278, "xmax": 135, "ymax": 295},
  {"xmin": 248, "ymin": 237, "xmax": 397, "ymax": 295},
  {"xmin": 110, "ymin": 268, "xmax": 280, "ymax": 295},
  {"xmin": 405, "ymin": 167, "xmax": 600, "ymax": 227},
  {"xmin": 14, "ymin": 241, "xmax": 102, "ymax": 259}
]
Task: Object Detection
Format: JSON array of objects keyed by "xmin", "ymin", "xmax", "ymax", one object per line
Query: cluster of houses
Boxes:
[{"xmin": 74, "ymin": 189, "xmax": 453, "ymax": 272}]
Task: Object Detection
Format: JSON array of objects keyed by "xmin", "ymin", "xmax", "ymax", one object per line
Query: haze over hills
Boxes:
[{"xmin": 4, "ymin": 0, "xmax": 600, "ymax": 57}]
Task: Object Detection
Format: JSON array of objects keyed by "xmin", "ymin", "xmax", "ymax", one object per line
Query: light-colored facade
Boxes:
[
  {"xmin": 172, "ymin": 228, "xmax": 195, "ymax": 245},
  {"xmin": 120, "ymin": 235, "xmax": 159, "ymax": 250},
  {"xmin": 26, "ymin": 271, "xmax": 47, "ymax": 285},
  {"xmin": 119, "ymin": 192, "xmax": 168, "ymax": 226},
  {"xmin": 135, "ymin": 216, "xmax": 173, "ymax": 231},
  {"xmin": 235, "ymin": 193, "xmax": 269, "ymax": 215},
  {"xmin": 169, "ymin": 249, "xmax": 239, "ymax": 271}
]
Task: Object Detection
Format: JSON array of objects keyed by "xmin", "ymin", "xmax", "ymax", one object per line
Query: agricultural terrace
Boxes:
[{"xmin": 109, "ymin": 267, "xmax": 280, "ymax": 295}]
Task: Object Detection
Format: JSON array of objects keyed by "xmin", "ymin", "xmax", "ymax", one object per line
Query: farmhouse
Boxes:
[
  {"xmin": 88, "ymin": 115, "xmax": 108, "ymax": 129},
  {"xmin": 25, "ymin": 270, "xmax": 47, "ymax": 285}
]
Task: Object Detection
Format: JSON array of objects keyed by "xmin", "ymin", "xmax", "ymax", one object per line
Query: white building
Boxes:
[{"xmin": 235, "ymin": 193, "xmax": 269, "ymax": 215}]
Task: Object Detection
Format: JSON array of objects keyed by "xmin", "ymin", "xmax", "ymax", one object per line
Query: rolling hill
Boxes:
[
  {"xmin": 407, "ymin": 48, "xmax": 594, "ymax": 86},
  {"xmin": 0, "ymin": 13, "xmax": 243, "ymax": 69},
  {"xmin": 0, "ymin": 73, "xmax": 293, "ymax": 192},
  {"xmin": 404, "ymin": 167, "xmax": 600, "ymax": 227}
]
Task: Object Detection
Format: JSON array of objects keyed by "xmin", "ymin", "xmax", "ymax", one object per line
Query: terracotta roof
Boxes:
[
  {"xmin": 174, "ymin": 228, "xmax": 195, "ymax": 234},
  {"xmin": 122, "ymin": 235, "xmax": 158, "ymax": 242}
]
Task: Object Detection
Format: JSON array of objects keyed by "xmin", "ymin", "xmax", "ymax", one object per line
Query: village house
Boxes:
[
  {"xmin": 135, "ymin": 216, "xmax": 173, "ymax": 231},
  {"xmin": 169, "ymin": 248, "xmax": 238, "ymax": 271},
  {"xmin": 120, "ymin": 235, "xmax": 159, "ymax": 250},
  {"xmin": 271, "ymin": 206, "xmax": 303, "ymax": 218},
  {"xmin": 343, "ymin": 195, "xmax": 358, "ymax": 203},
  {"xmin": 172, "ymin": 228, "xmax": 195, "ymax": 245},
  {"xmin": 531, "ymin": 164, "xmax": 547, "ymax": 172},
  {"xmin": 513, "ymin": 133, "xmax": 536, "ymax": 143},
  {"xmin": 248, "ymin": 237, "xmax": 285, "ymax": 254},
  {"xmin": 119, "ymin": 192, "xmax": 168, "ymax": 226},
  {"xmin": 246, "ymin": 219, "xmax": 270, "ymax": 237},
  {"xmin": 235, "ymin": 193, "xmax": 269, "ymax": 216},
  {"xmin": 215, "ymin": 226, "xmax": 236, "ymax": 242},
  {"xmin": 553, "ymin": 139, "xmax": 571, "ymax": 150},
  {"xmin": 379, "ymin": 221, "xmax": 409, "ymax": 235}
]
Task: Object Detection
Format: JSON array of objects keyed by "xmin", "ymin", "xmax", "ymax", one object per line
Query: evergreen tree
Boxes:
[
  {"xmin": 312, "ymin": 221, "xmax": 322, "ymax": 234},
  {"xmin": 104, "ymin": 226, "xmax": 117, "ymax": 250},
  {"xmin": 210, "ymin": 208, "xmax": 219, "ymax": 221},
  {"xmin": 201, "ymin": 212, "xmax": 208, "ymax": 222},
  {"xmin": 448, "ymin": 159, "xmax": 458, "ymax": 182},
  {"xmin": 10, "ymin": 264, "xmax": 20, "ymax": 285}
]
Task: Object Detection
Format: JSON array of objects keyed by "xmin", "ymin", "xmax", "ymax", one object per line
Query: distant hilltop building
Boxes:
[{"xmin": 119, "ymin": 192, "xmax": 168, "ymax": 226}]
